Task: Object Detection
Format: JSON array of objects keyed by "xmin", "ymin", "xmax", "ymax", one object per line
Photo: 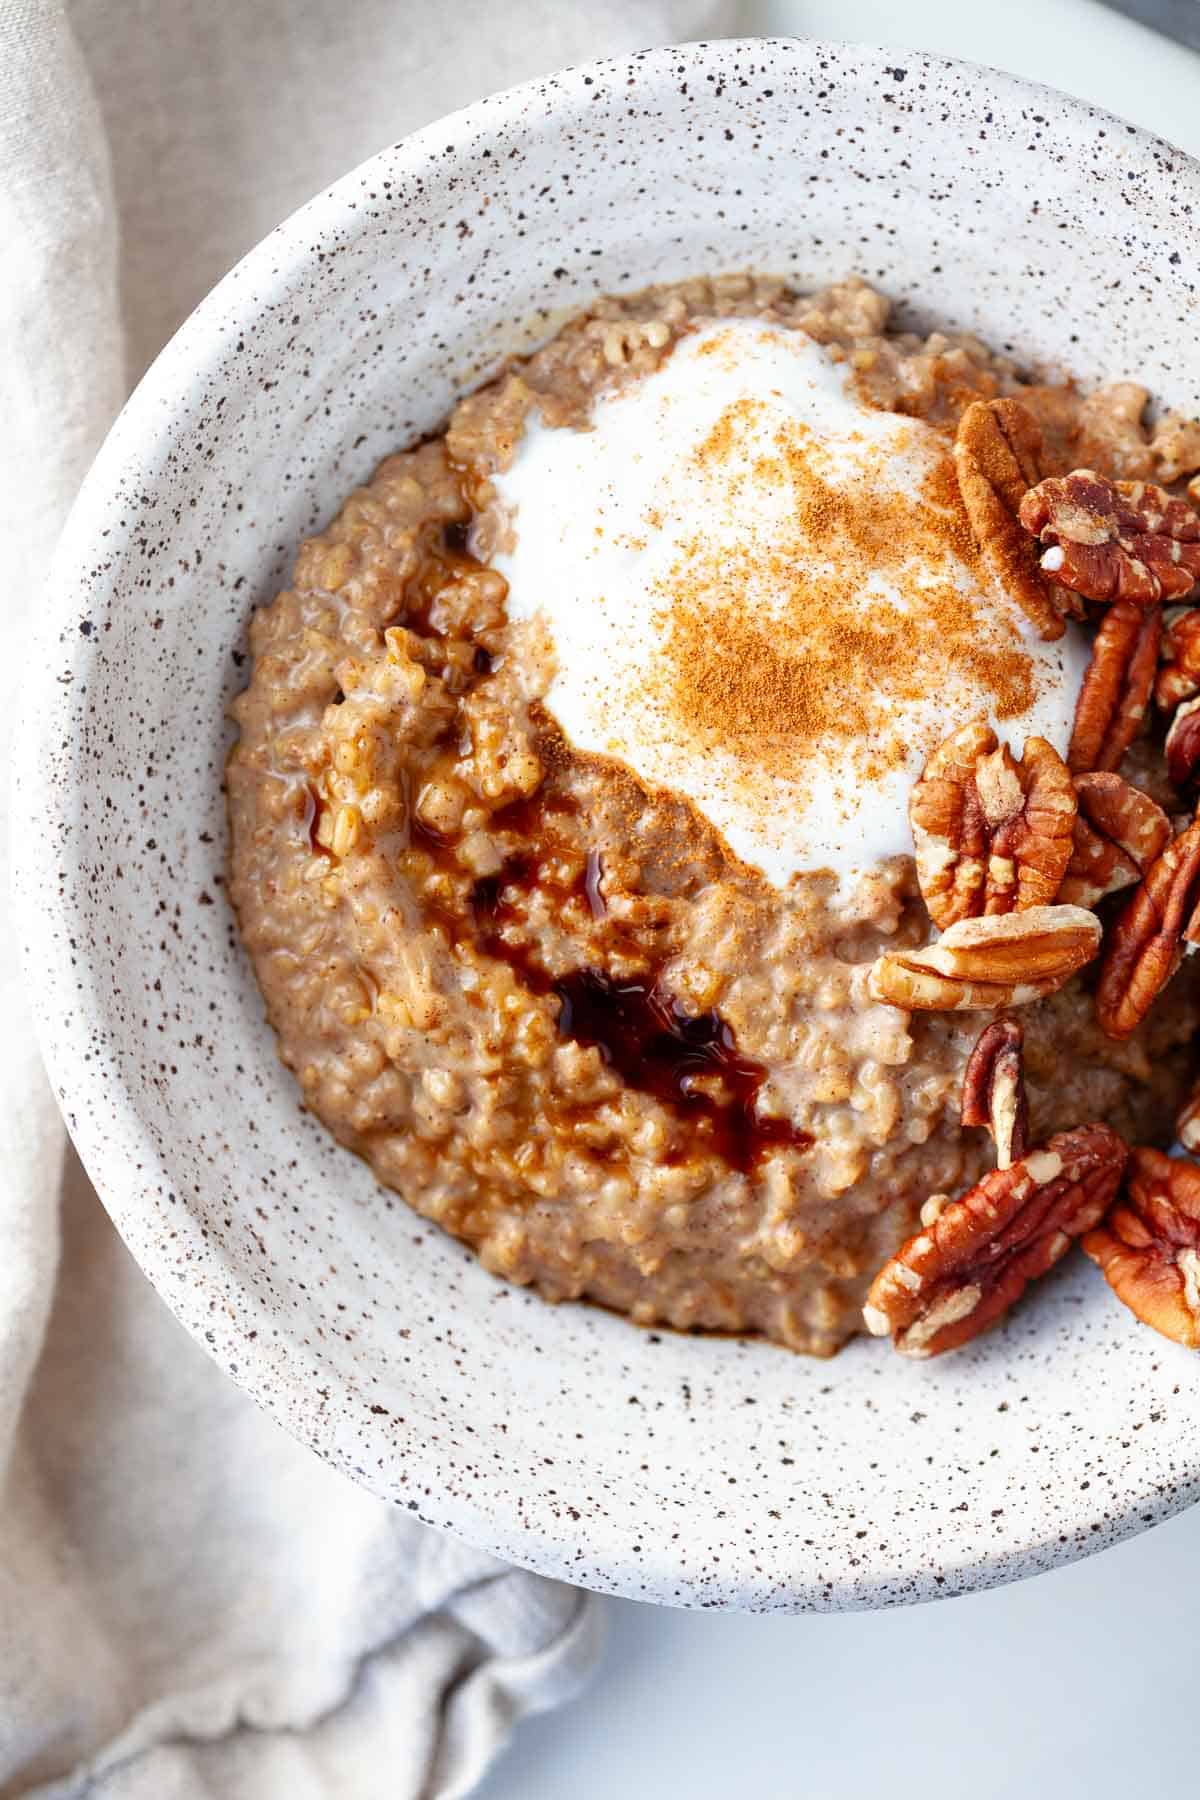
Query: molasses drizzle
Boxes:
[{"xmin": 471, "ymin": 853, "xmax": 812, "ymax": 1174}]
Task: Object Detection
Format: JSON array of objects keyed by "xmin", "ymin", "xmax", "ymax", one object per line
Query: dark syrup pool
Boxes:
[{"xmin": 470, "ymin": 846, "xmax": 812, "ymax": 1174}]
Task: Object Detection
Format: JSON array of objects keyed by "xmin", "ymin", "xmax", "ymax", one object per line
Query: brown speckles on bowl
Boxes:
[{"xmin": 14, "ymin": 40, "xmax": 1200, "ymax": 1612}]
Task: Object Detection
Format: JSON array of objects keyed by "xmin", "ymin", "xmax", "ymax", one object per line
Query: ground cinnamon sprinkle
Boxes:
[{"xmin": 653, "ymin": 397, "xmax": 1038, "ymax": 799}]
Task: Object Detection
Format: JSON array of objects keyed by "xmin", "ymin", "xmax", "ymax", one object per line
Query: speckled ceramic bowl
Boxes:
[{"xmin": 16, "ymin": 39, "xmax": 1200, "ymax": 1611}]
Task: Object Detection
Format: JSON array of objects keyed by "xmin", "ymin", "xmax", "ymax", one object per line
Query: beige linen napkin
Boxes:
[{"xmin": 0, "ymin": 1, "xmax": 738, "ymax": 1793}]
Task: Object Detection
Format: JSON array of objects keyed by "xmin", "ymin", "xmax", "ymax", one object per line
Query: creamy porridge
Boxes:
[{"xmin": 228, "ymin": 274, "xmax": 1200, "ymax": 1358}]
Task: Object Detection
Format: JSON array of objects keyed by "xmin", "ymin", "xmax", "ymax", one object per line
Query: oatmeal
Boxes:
[{"xmin": 228, "ymin": 274, "xmax": 1200, "ymax": 1357}]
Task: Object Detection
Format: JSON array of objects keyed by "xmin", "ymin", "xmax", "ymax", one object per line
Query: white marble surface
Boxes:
[
  {"xmin": 480, "ymin": 3, "xmax": 1200, "ymax": 1796},
  {"xmin": 484, "ymin": 1503, "xmax": 1199, "ymax": 1798}
]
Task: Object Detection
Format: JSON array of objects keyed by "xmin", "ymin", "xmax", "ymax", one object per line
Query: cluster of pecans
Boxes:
[{"xmin": 864, "ymin": 397, "xmax": 1200, "ymax": 1358}]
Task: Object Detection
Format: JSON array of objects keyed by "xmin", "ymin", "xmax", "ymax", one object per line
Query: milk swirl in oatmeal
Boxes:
[{"xmin": 228, "ymin": 274, "xmax": 1200, "ymax": 1356}]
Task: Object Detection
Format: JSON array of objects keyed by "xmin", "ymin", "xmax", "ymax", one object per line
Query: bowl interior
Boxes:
[{"xmin": 21, "ymin": 39, "xmax": 1200, "ymax": 1610}]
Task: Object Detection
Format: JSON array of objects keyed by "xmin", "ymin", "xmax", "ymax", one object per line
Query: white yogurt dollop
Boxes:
[{"xmin": 492, "ymin": 320, "xmax": 1088, "ymax": 888}]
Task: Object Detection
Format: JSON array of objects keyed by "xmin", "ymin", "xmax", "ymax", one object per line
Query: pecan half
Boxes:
[
  {"xmin": 954, "ymin": 399, "xmax": 1070, "ymax": 641},
  {"xmin": 1154, "ymin": 605, "xmax": 1200, "ymax": 712},
  {"xmin": 1058, "ymin": 771, "xmax": 1172, "ymax": 908},
  {"xmin": 1176, "ymin": 1081, "xmax": 1200, "ymax": 1153},
  {"xmin": 909, "ymin": 722, "xmax": 1076, "ymax": 928},
  {"xmin": 1082, "ymin": 1146, "xmax": 1200, "ymax": 1348},
  {"xmin": 1019, "ymin": 470, "xmax": 1200, "ymax": 605},
  {"xmin": 1094, "ymin": 818, "xmax": 1200, "ymax": 1039},
  {"xmin": 1067, "ymin": 599, "xmax": 1162, "ymax": 774},
  {"xmin": 1165, "ymin": 696, "xmax": 1200, "ymax": 788},
  {"xmin": 960, "ymin": 1016, "xmax": 1029, "ymax": 1169},
  {"xmin": 869, "ymin": 904, "xmax": 1101, "ymax": 1011},
  {"xmin": 864, "ymin": 1124, "xmax": 1127, "ymax": 1357}
]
